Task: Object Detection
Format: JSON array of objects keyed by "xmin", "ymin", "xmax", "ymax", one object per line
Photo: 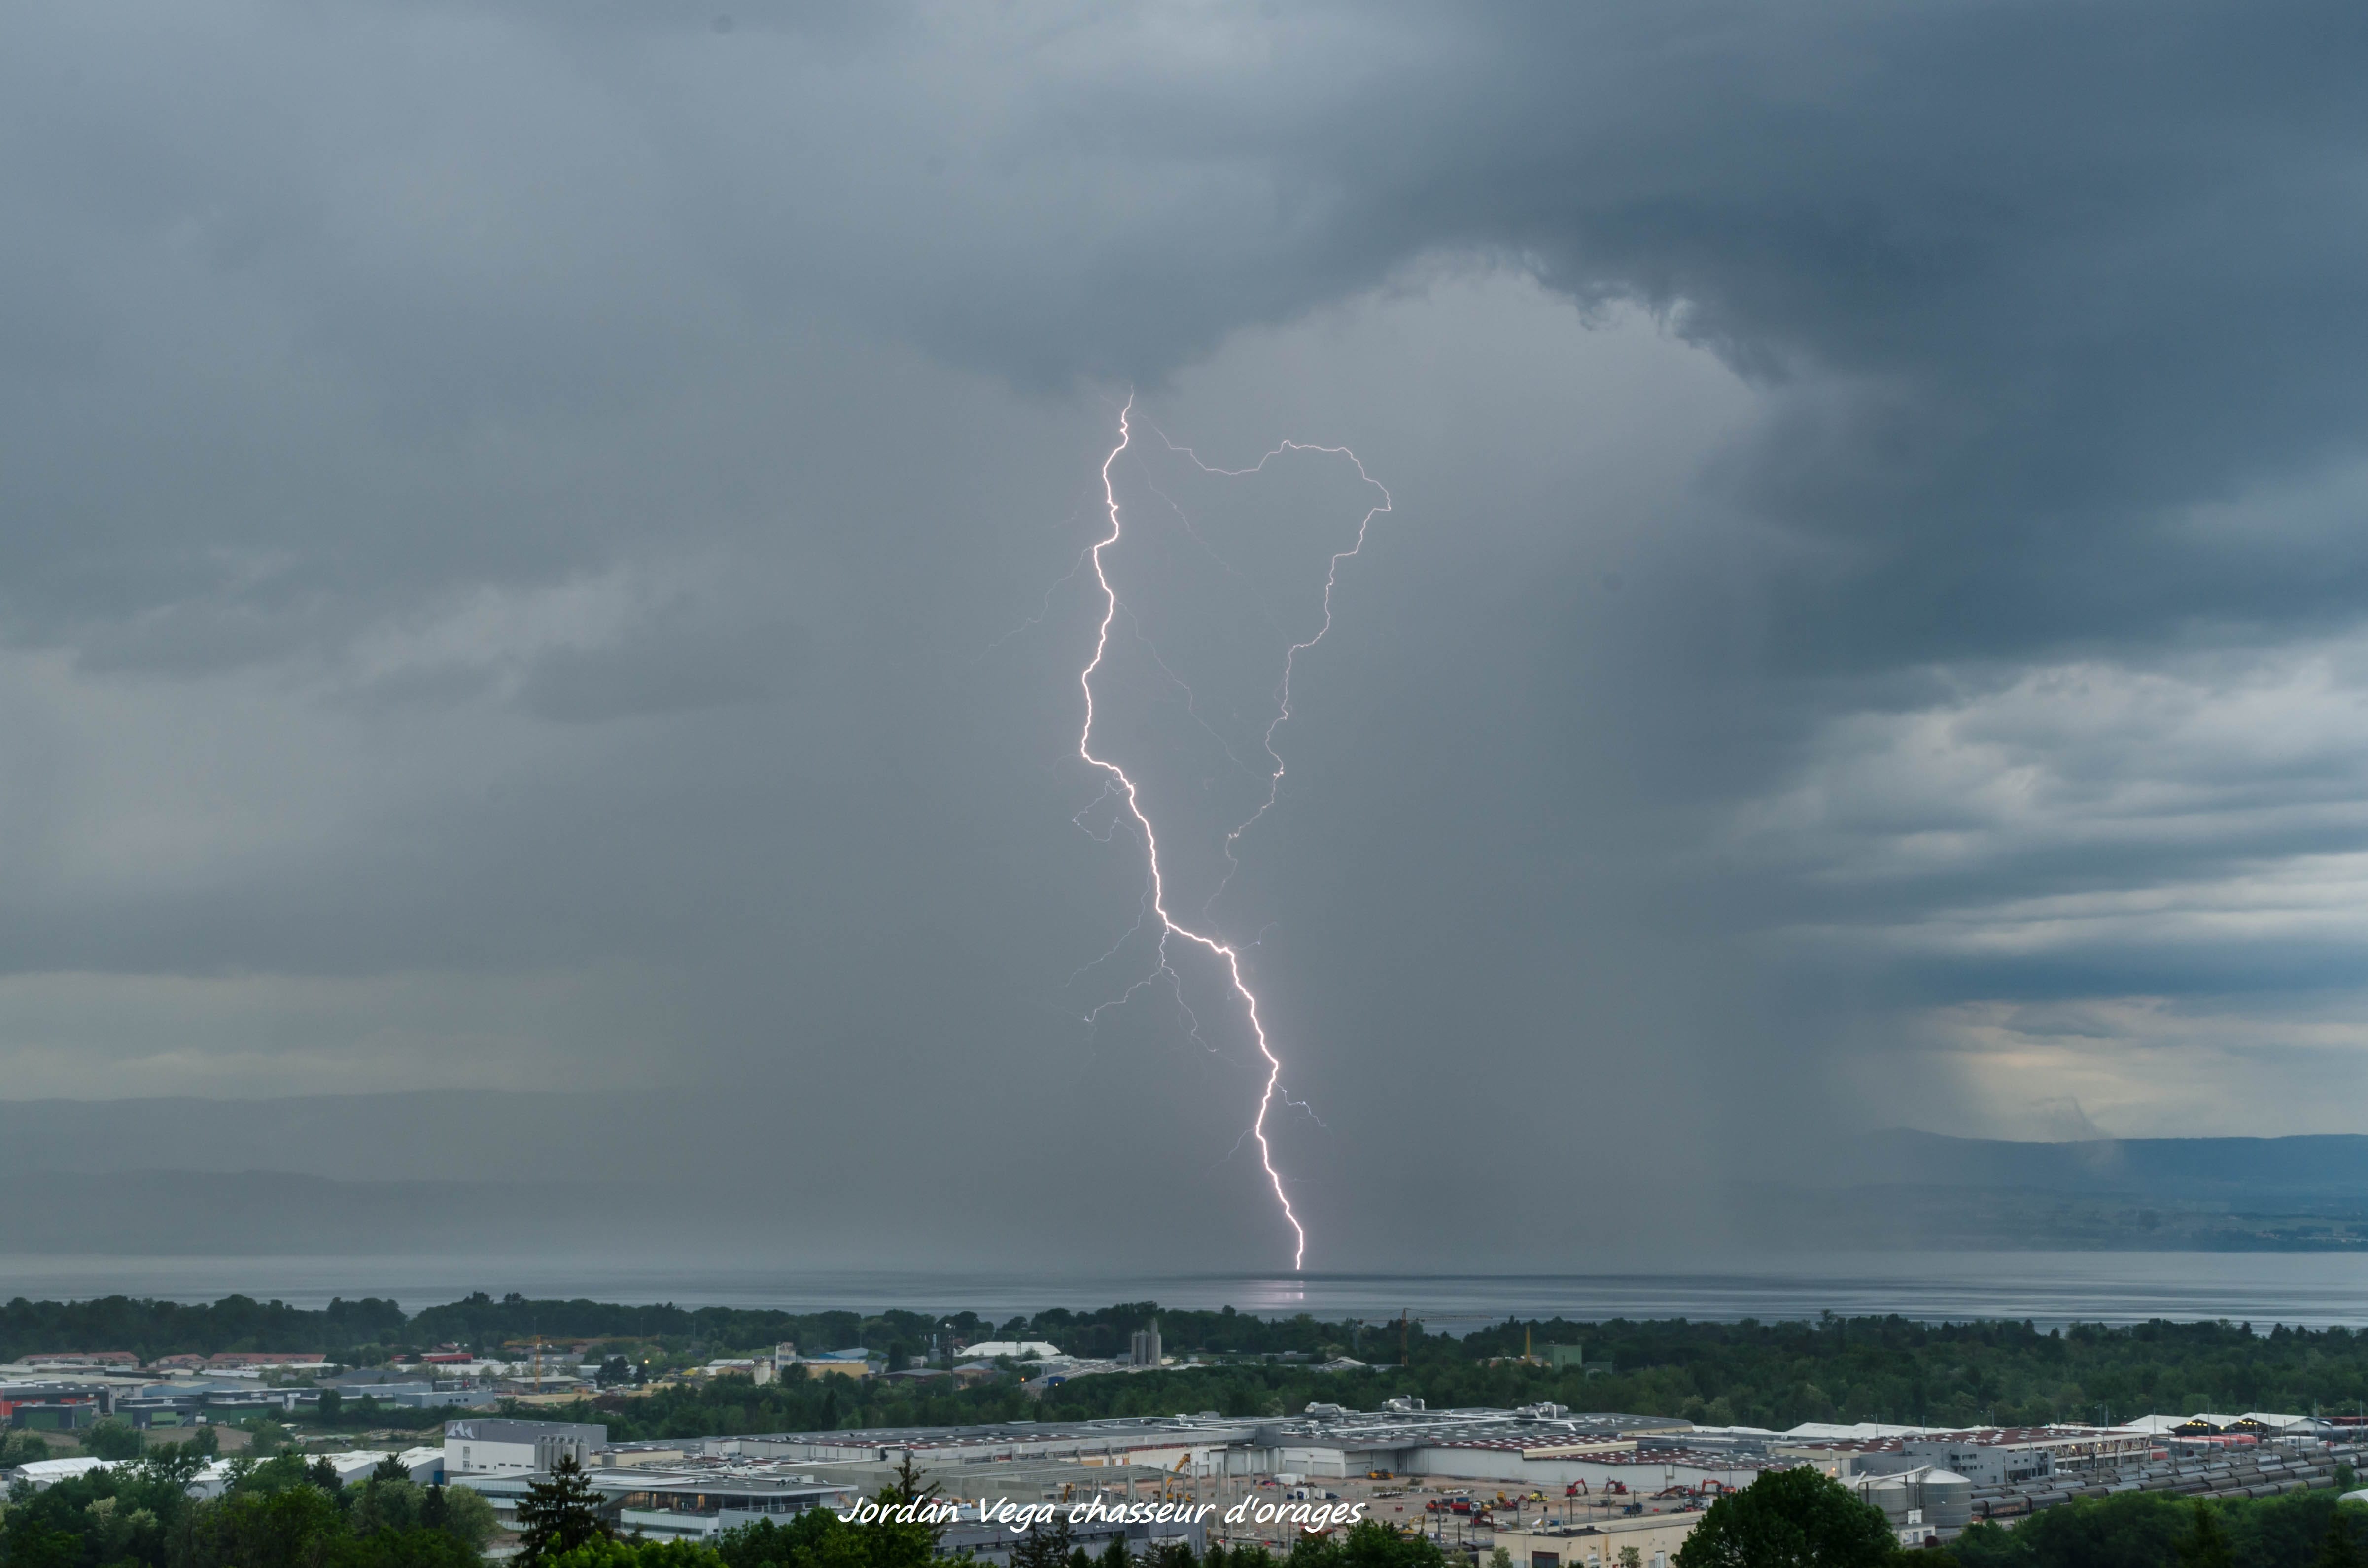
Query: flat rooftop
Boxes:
[{"xmin": 727, "ymin": 1408, "xmax": 1690, "ymax": 1455}]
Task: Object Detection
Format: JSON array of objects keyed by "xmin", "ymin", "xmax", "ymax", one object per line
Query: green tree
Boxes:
[
  {"xmin": 244, "ymin": 1416, "xmax": 296, "ymax": 1456},
  {"xmin": 713, "ymin": 1503, "xmax": 938, "ymax": 1568},
  {"xmin": 1281, "ymin": 1520, "xmax": 1446, "ymax": 1568},
  {"xmin": 85, "ymin": 1416, "xmax": 145, "ymax": 1460},
  {"xmin": 323, "ymin": 1526, "xmax": 487, "ymax": 1567},
  {"xmin": 319, "ymin": 1387, "xmax": 345, "ymax": 1422},
  {"xmin": 2178, "ymin": 1501, "xmax": 2234, "ymax": 1568},
  {"xmin": 547, "ymin": 1540, "xmax": 723, "ymax": 1567},
  {"xmin": 517, "ymin": 1451, "xmax": 614, "ymax": 1562},
  {"xmin": 0, "ymin": 1461, "xmax": 190, "ymax": 1568},
  {"xmin": 145, "ymin": 1435, "xmax": 215, "ymax": 1490},
  {"xmin": 1673, "ymin": 1468, "xmax": 1898, "ymax": 1568},
  {"xmin": 2318, "ymin": 1511, "xmax": 2367, "ymax": 1568},
  {"xmin": 188, "ymin": 1482, "xmax": 351, "ymax": 1568},
  {"xmin": 0, "ymin": 1429, "xmax": 51, "ymax": 1465},
  {"xmin": 352, "ymin": 1476, "xmax": 424, "ymax": 1535},
  {"xmin": 885, "ymin": 1452, "xmax": 946, "ymax": 1549},
  {"xmin": 436, "ymin": 1483, "xmax": 501, "ymax": 1551},
  {"xmin": 6, "ymin": 1528, "xmax": 84, "ymax": 1568},
  {"xmin": 1010, "ymin": 1515, "xmax": 1078, "ymax": 1568}
]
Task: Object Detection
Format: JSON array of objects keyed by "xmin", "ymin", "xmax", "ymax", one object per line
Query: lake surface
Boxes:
[{"xmin": 6, "ymin": 1251, "xmax": 2368, "ymax": 1329}]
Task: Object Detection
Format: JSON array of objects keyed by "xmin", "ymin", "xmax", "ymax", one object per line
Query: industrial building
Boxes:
[
  {"xmin": 1780, "ymin": 1427, "xmax": 2157, "ymax": 1488},
  {"xmin": 327, "ymin": 1377, "xmax": 496, "ymax": 1410},
  {"xmin": 0, "ymin": 1382, "xmax": 111, "ymax": 1430},
  {"xmin": 21, "ymin": 1353, "xmax": 140, "ymax": 1370},
  {"xmin": 1897, "ymin": 1430, "xmax": 2148, "ymax": 1487},
  {"xmin": 938, "ymin": 1503, "xmax": 1208, "ymax": 1565},
  {"xmin": 6, "ymin": 1446, "xmax": 444, "ymax": 1497},
  {"xmin": 444, "ymin": 1417, "xmax": 607, "ymax": 1475},
  {"xmin": 709, "ymin": 1404, "xmax": 1719, "ymax": 1493},
  {"xmin": 1848, "ymin": 1466, "xmax": 1974, "ymax": 1548},
  {"xmin": 1494, "ymin": 1514, "xmax": 1701, "ymax": 1568},
  {"xmin": 448, "ymin": 1460, "xmax": 855, "ymax": 1541},
  {"xmin": 794, "ymin": 1349, "xmax": 885, "ymax": 1379},
  {"xmin": 598, "ymin": 1467, "xmax": 854, "ymax": 1543}
]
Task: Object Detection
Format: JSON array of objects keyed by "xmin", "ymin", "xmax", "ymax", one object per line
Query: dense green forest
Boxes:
[
  {"xmin": 0, "ymin": 1295, "xmax": 1382, "ymax": 1370},
  {"xmin": 0, "ymin": 1295, "xmax": 407, "ymax": 1364},
  {"xmin": 0, "ymin": 1443, "xmax": 497, "ymax": 1567},
  {"xmin": 1950, "ymin": 1489, "xmax": 2368, "ymax": 1568},
  {"xmin": 514, "ymin": 1315, "xmax": 2368, "ymax": 1438},
  {"xmin": 19, "ymin": 1292, "xmax": 2368, "ymax": 1433}
]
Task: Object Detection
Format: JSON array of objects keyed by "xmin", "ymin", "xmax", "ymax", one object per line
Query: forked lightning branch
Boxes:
[{"xmin": 1070, "ymin": 397, "xmax": 1391, "ymax": 1271}]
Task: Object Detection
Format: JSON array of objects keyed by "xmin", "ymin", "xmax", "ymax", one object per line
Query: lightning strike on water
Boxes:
[{"xmin": 1074, "ymin": 396, "xmax": 1392, "ymax": 1271}]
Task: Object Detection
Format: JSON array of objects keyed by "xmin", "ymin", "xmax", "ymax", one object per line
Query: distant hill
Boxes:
[
  {"xmin": 0, "ymin": 1092, "xmax": 844, "ymax": 1257},
  {"xmin": 1834, "ymin": 1129, "xmax": 2368, "ymax": 1206},
  {"xmin": 0, "ymin": 1090, "xmax": 638, "ymax": 1181},
  {"xmin": 1748, "ymin": 1130, "xmax": 2368, "ymax": 1250},
  {"xmin": 8, "ymin": 1095, "xmax": 2368, "ymax": 1254}
]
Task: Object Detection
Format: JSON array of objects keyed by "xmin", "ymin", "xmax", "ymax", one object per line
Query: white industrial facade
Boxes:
[{"xmin": 445, "ymin": 1417, "xmax": 608, "ymax": 1475}]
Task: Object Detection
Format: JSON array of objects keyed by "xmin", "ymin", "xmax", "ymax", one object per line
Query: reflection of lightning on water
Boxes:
[{"xmin": 1073, "ymin": 396, "xmax": 1391, "ymax": 1271}]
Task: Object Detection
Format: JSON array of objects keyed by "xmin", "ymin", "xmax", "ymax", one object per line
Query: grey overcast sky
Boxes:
[{"xmin": 8, "ymin": 0, "xmax": 2368, "ymax": 1268}]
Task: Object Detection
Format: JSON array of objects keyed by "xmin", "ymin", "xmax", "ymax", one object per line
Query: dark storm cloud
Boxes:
[
  {"xmin": 965, "ymin": 0, "xmax": 2368, "ymax": 668},
  {"xmin": 607, "ymin": 0, "xmax": 2368, "ymax": 669},
  {"xmin": 7, "ymin": 0, "xmax": 2368, "ymax": 1255},
  {"xmin": 11, "ymin": 2, "xmax": 2363, "ymax": 672}
]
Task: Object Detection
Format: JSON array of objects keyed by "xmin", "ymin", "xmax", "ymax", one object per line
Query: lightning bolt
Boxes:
[
  {"xmin": 1073, "ymin": 396, "xmax": 1391, "ymax": 1272},
  {"xmin": 1151, "ymin": 426, "xmax": 1393, "ymax": 913}
]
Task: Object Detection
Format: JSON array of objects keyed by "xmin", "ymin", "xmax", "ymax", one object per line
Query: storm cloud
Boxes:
[{"xmin": 5, "ymin": 1, "xmax": 2368, "ymax": 1267}]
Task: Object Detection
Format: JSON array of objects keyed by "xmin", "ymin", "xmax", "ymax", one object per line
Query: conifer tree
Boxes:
[{"xmin": 517, "ymin": 1451, "xmax": 613, "ymax": 1562}]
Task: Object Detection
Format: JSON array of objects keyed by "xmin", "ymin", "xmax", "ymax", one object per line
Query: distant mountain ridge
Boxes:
[
  {"xmin": 1834, "ymin": 1129, "xmax": 2368, "ymax": 1205},
  {"xmin": 7, "ymin": 1095, "xmax": 2368, "ymax": 1254},
  {"xmin": 0, "ymin": 1091, "xmax": 640, "ymax": 1182},
  {"xmin": 0, "ymin": 1092, "xmax": 859, "ymax": 1257},
  {"xmin": 1754, "ymin": 1129, "xmax": 2368, "ymax": 1250}
]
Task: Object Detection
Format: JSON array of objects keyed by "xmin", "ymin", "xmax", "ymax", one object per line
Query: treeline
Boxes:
[
  {"xmin": 0, "ymin": 1442, "xmax": 498, "ymax": 1567},
  {"xmin": 540, "ymin": 1372, "xmax": 1031, "ymax": 1441},
  {"xmin": 1034, "ymin": 1315, "xmax": 2368, "ymax": 1431},
  {"xmin": 28, "ymin": 1291, "xmax": 2368, "ymax": 1432},
  {"xmin": 0, "ymin": 1294, "xmax": 405, "ymax": 1363},
  {"xmin": 0, "ymin": 1293, "xmax": 1425, "ymax": 1370},
  {"xmin": 1953, "ymin": 1488, "xmax": 2368, "ymax": 1568},
  {"xmin": 1429, "ymin": 1314, "xmax": 2368, "ymax": 1429},
  {"xmin": 404, "ymin": 1299, "xmax": 1405, "ymax": 1367},
  {"xmin": 998, "ymin": 1305, "xmax": 1440, "ymax": 1364}
]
